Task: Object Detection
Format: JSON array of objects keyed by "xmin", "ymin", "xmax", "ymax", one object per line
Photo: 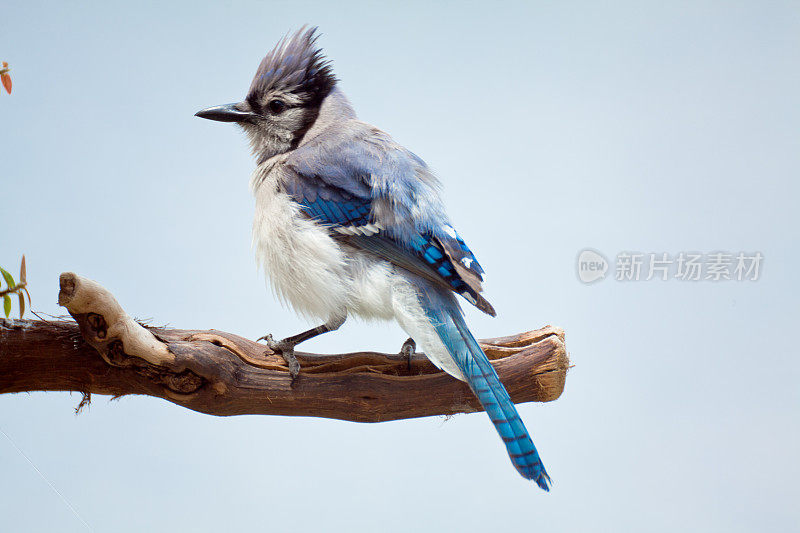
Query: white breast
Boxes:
[{"xmin": 251, "ymin": 165, "xmax": 351, "ymax": 320}]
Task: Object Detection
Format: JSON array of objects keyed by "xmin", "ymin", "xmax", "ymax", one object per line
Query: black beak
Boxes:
[{"xmin": 195, "ymin": 103, "xmax": 257, "ymax": 123}]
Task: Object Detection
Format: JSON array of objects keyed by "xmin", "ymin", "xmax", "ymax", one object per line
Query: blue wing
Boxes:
[{"xmin": 282, "ymin": 125, "xmax": 495, "ymax": 316}]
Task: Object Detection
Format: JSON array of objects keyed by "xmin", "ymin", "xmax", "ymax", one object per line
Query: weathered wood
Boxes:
[{"xmin": 0, "ymin": 273, "xmax": 569, "ymax": 422}]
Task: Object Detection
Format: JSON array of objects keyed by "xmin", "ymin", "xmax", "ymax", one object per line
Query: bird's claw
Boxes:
[
  {"xmin": 258, "ymin": 334, "xmax": 301, "ymax": 381},
  {"xmin": 400, "ymin": 338, "xmax": 416, "ymax": 371}
]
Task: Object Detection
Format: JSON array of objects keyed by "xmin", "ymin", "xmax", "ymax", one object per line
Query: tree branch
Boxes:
[{"xmin": 0, "ymin": 273, "xmax": 569, "ymax": 422}]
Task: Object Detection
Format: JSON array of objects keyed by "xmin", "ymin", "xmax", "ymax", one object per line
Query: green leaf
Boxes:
[
  {"xmin": 3, "ymin": 295, "xmax": 10, "ymax": 318},
  {"xmin": 18, "ymin": 292, "xmax": 25, "ymax": 318},
  {"xmin": 0, "ymin": 267, "xmax": 14, "ymax": 290}
]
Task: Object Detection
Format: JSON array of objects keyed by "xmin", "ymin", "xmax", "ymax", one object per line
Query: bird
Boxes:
[{"xmin": 195, "ymin": 26, "xmax": 551, "ymax": 490}]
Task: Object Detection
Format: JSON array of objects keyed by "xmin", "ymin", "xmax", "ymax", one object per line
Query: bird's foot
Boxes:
[
  {"xmin": 258, "ymin": 334, "xmax": 301, "ymax": 380},
  {"xmin": 400, "ymin": 338, "xmax": 416, "ymax": 372}
]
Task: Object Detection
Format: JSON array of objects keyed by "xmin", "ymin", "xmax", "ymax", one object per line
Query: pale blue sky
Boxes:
[{"xmin": 1, "ymin": 1, "xmax": 798, "ymax": 531}]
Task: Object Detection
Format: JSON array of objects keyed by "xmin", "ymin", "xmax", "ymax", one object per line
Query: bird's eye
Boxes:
[{"xmin": 267, "ymin": 99, "xmax": 286, "ymax": 114}]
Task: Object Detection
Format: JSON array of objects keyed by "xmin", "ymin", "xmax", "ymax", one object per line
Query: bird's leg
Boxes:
[
  {"xmin": 400, "ymin": 337, "xmax": 416, "ymax": 371},
  {"xmin": 258, "ymin": 313, "xmax": 347, "ymax": 380}
]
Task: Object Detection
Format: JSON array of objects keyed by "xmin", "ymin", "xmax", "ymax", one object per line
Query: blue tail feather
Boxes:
[{"xmin": 420, "ymin": 289, "xmax": 551, "ymax": 490}]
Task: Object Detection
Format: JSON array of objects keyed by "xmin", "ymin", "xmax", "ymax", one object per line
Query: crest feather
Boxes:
[{"xmin": 248, "ymin": 26, "xmax": 336, "ymax": 105}]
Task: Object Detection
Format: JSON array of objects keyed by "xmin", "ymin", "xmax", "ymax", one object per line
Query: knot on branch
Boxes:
[
  {"xmin": 58, "ymin": 272, "xmax": 204, "ymax": 396},
  {"xmin": 105, "ymin": 339, "xmax": 206, "ymax": 395},
  {"xmin": 86, "ymin": 313, "xmax": 108, "ymax": 339}
]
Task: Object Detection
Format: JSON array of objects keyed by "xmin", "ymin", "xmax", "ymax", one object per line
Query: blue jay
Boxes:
[{"xmin": 196, "ymin": 27, "xmax": 550, "ymax": 489}]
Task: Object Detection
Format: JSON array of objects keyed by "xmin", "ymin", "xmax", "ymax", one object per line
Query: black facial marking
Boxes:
[
  {"xmin": 289, "ymin": 106, "xmax": 320, "ymax": 150},
  {"xmin": 246, "ymin": 94, "xmax": 262, "ymax": 115}
]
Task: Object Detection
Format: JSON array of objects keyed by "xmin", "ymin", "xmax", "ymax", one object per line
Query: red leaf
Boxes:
[{"xmin": 1, "ymin": 73, "xmax": 11, "ymax": 95}]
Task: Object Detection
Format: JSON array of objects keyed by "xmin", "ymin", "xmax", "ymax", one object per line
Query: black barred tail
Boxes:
[{"xmin": 420, "ymin": 290, "xmax": 551, "ymax": 490}]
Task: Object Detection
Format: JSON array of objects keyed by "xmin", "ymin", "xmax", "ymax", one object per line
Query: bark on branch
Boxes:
[{"xmin": 0, "ymin": 273, "xmax": 569, "ymax": 423}]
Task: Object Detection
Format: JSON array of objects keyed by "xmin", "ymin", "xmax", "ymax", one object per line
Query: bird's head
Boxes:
[{"xmin": 196, "ymin": 26, "xmax": 337, "ymax": 162}]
